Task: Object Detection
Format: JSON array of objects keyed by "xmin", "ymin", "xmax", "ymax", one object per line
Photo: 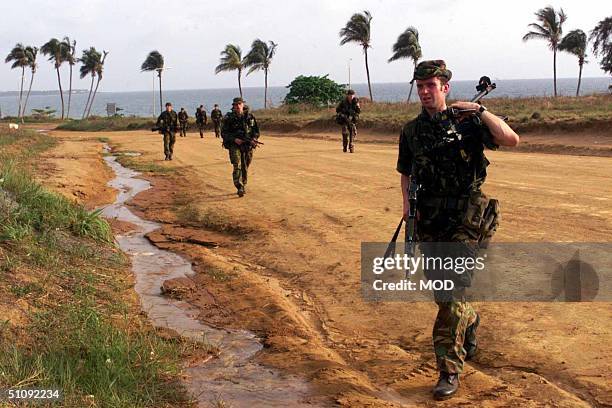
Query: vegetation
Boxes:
[
  {"xmin": 141, "ymin": 50, "xmax": 165, "ymax": 113},
  {"xmin": 215, "ymin": 44, "xmax": 244, "ymax": 98},
  {"xmin": 388, "ymin": 27, "xmax": 422, "ymax": 102},
  {"xmin": 522, "ymin": 6, "xmax": 568, "ymax": 97},
  {"xmin": 4, "ymin": 43, "xmax": 38, "ymax": 121},
  {"xmin": 41, "ymin": 38, "xmax": 70, "ymax": 119},
  {"xmin": 589, "ymin": 16, "xmax": 612, "ymax": 75},
  {"xmin": 340, "ymin": 10, "xmax": 374, "ymax": 101},
  {"xmin": 56, "ymin": 116, "xmax": 155, "ymax": 131},
  {"xmin": 284, "ymin": 75, "xmax": 345, "ymax": 107},
  {"xmin": 63, "ymin": 37, "xmax": 77, "ymax": 118},
  {"xmin": 0, "ymin": 129, "xmax": 193, "ymax": 407},
  {"xmin": 559, "ymin": 29, "xmax": 588, "ymax": 96},
  {"xmin": 244, "ymin": 39, "xmax": 278, "ymax": 109}
]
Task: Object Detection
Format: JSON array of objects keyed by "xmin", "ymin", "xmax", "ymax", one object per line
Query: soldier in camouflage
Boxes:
[
  {"xmin": 221, "ymin": 97, "xmax": 260, "ymax": 197},
  {"xmin": 396, "ymin": 60, "xmax": 519, "ymax": 400},
  {"xmin": 178, "ymin": 107, "xmax": 189, "ymax": 137},
  {"xmin": 335, "ymin": 89, "xmax": 361, "ymax": 153},
  {"xmin": 156, "ymin": 102, "xmax": 179, "ymax": 160},
  {"xmin": 195, "ymin": 105, "xmax": 208, "ymax": 138},
  {"xmin": 211, "ymin": 104, "xmax": 223, "ymax": 138}
]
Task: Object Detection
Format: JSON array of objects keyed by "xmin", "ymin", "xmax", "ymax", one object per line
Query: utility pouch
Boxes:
[
  {"xmin": 462, "ymin": 191, "xmax": 489, "ymax": 231},
  {"xmin": 479, "ymin": 198, "xmax": 500, "ymax": 247}
]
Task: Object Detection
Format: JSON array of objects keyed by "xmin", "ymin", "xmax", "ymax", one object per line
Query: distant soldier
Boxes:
[
  {"xmin": 195, "ymin": 105, "xmax": 208, "ymax": 138},
  {"xmin": 178, "ymin": 107, "xmax": 189, "ymax": 137},
  {"xmin": 221, "ymin": 97, "xmax": 260, "ymax": 197},
  {"xmin": 156, "ymin": 102, "xmax": 178, "ymax": 160},
  {"xmin": 335, "ymin": 89, "xmax": 361, "ymax": 153},
  {"xmin": 211, "ymin": 104, "xmax": 223, "ymax": 138}
]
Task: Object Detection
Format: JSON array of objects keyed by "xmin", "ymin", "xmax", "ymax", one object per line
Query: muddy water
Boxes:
[{"xmin": 101, "ymin": 152, "xmax": 317, "ymax": 407}]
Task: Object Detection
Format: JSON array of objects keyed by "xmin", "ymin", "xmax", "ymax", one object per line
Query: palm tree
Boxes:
[
  {"xmin": 22, "ymin": 46, "xmax": 38, "ymax": 120},
  {"xmin": 4, "ymin": 43, "xmax": 29, "ymax": 119},
  {"xmin": 41, "ymin": 38, "xmax": 69, "ymax": 119},
  {"xmin": 559, "ymin": 29, "xmax": 587, "ymax": 96},
  {"xmin": 215, "ymin": 44, "xmax": 244, "ymax": 97},
  {"xmin": 63, "ymin": 37, "xmax": 77, "ymax": 118},
  {"xmin": 86, "ymin": 50, "xmax": 108, "ymax": 118},
  {"xmin": 340, "ymin": 10, "xmax": 374, "ymax": 101},
  {"xmin": 141, "ymin": 50, "xmax": 165, "ymax": 112},
  {"xmin": 522, "ymin": 6, "xmax": 567, "ymax": 97},
  {"xmin": 244, "ymin": 39, "xmax": 278, "ymax": 108},
  {"xmin": 388, "ymin": 27, "xmax": 422, "ymax": 102},
  {"xmin": 79, "ymin": 47, "xmax": 100, "ymax": 119},
  {"xmin": 589, "ymin": 16, "xmax": 612, "ymax": 76}
]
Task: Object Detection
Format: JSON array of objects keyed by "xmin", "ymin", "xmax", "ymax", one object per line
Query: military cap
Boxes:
[
  {"xmin": 232, "ymin": 97, "xmax": 244, "ymax": 104},
  {"xmin": 412, "ymin": 60, "xmax": 452, "ymax": 82},
  {"xmin": 347, "ymin": 89, "xmax": 356, "ymax": 95},
  {"xmin": 165, "ymin": 102, "xmax": 172, "ymax": 107}
]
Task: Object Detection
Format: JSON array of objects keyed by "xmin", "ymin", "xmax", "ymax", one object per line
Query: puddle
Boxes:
[{"xmin": 101, "ymin": 149, "xmax": 317, "ymax": 407}]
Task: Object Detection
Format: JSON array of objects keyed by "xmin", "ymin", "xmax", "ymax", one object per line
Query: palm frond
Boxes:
[
  {"xmin": 214, "ymin": 44, "xmax": 243, "ymax": 74},
  {"xmin": 141, "ymin": 50, "xmax": 164, "ymax": 72},
  {"xmin": 339, "ymin": 10, "xmax": 372, "ymax": 48},
  {"xmin": 388, "ymin": 27, "xmax": 421, "ymax": 63}
]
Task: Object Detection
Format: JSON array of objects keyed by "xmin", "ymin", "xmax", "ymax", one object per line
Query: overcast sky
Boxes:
[{"xmin": 1, "ymin": 0, "xmax": 610, "ymax": 92}]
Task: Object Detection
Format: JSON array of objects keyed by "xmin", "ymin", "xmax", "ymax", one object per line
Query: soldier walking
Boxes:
[
  {"xmin": 195, "ymin": 105, "xmax": 208, "ymax": 138},
  {"xmin": 178, "ymin": 107, "xmax": 189, "ymax": 137},
  {"xmin": 221, "ymin": 97, "xmax": 260, "ymax": 197},
  {"xmin": 396, "ymin": 60, "xmax": 519, "ymax": 400},
  {"xmin": 211, "ymin": 104, "xmax": 223, "ymax": 138},
  {"xmin": 335, "ymin": 89, "xmax": 361, "ymax": 153},
  {"xmin": 156, "ymin": 102, "xmax": 179, "ymax": 160}
]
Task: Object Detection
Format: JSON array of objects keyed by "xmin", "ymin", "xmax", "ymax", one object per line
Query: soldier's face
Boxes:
[
  {"xmin": 416, "ymin": 78, "xmax": 449, "ymax": 111},
  {"xmin": 347, "ymin": 94, "xmax": 354, "ymax": 101},
  {"xmin": 166, "ymin": 105, "xmax": 173, "ymax": 112},
  {"xmin": 233, "ymin": 102, "xmax": 244, "ymax": 114}
]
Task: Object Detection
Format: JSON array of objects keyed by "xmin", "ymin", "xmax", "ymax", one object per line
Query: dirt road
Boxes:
[{"xmin": 44, "ymin": 128, "xmax": 612, "ymax": 407}]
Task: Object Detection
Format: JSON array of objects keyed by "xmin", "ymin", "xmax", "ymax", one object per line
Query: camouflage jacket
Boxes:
[
  {"xmin": 156, "ymin": 110, "xmax": 178, "ymax": 132},
  {"xmin": 211, "ymin": 108, "xmax": 223, "ymax": 122},
  {"xmin": 195, "ymin": 109, "xmax": 207, "ymax": 124},
  {"xmin": 336, "ymin": 98, "xmax": 361, "ymax": 122},
  {"xmin": 221, "ymin": 111, "xmax": 260, "ymax": 148},
  {"xmin": 178, "ymin": 111, "xmax": 188, "ymax": 123}
]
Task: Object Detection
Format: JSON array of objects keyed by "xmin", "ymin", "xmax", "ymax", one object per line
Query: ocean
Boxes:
[{"xmin": 0, "ymin": 77, "xmax": 609, "ymax": 119}]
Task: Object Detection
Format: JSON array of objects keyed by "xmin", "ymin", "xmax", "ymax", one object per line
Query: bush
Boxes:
[{"xmin": 284, "ymin": 75, "xmax": 345, "ymax": 107}]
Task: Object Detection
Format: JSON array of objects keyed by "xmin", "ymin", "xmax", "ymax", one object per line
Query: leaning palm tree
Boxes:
[
  {"xmin": 79, "ymin": 47, "xmax": 100, "ymax": 119},
  {"xmin": 388, "ymin": 27, "xmax": 422, "ymax": 102},
  {"xmin": 559, "ymin": 29, "xmax": 588, "ymax": 96},
  {"xmin": 22, "ymin": 46, "xmax": 38, "ymax": 119},
  {"xmin": 141, "ymin": 50, "xmax": 165, "ymax": 112},
  {"xmin": 63, "ymin": 37, "xmax": 77, "ymax": 118},
  {"xmin": 522, "ymin": 6, "xmax": 567, "ymax": 97},
  {"xmin": 85, "ymin": 50, "xmax": 108, "ymax": 119},
  {"xmin": 244, "ymin": 39, "xmax": 278, "ymax": 108},
  {"xmin": 340, "ymin": 10, "xmax": 374, "ymax": 101},
  {"xmin": 4, "ymin": 43, "xmax": 29, "ymax": 119},
  {"xmin": 215, "ymin": 44, "xmax": 244, "ymax": 97},
  {"xmin": 41, "ymin": 38, "xmax": 69, "ymax": 119},
  {"xmin": 589, "ymin": 16, "xmax": 612, "ymax": 76}
]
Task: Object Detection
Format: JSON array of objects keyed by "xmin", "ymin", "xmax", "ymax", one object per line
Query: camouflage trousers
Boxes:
[
  {"xmin": 179, "ymin": 122, "xmax": 188, "ymax": 137},
  {"xmin": 341, "ymin": 122, "xmax": 357, "ymax": 151},
  {"xmin": 197, "ymin": 121, "xmax": 205, "ymax": 138},
  {"xmin": 163, "ymin": 131, "xmax": 176, "ymax": 157},
  {"xmin": 420, "ymin": 231, "xmax": 480, "ymax": 374},
  {"xmin": 213, "ymin": 121, "xmax": 221, "ymax": 138},
  {"xmin": 228, "ymin": 145, "xmax": 253, "ymax": 189}
]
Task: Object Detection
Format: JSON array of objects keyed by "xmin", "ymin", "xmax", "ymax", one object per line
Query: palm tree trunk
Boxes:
[
  {"xmin": 86, "ymin": 76, "xmax": 101, "ymax": 118},
  {"xmin": 18, "ymin": 66, "xmax": 25, "ymax": 120},
  {"xmin": 23, "ymin": 69, "xmax": 35, "ymax": 119},
  {"xmin": 553, "ymin": 48, "xmax": 557, "ymax": 97},
  {"xmin": 364, "ymin": 47, "xmax": 373, "ymax": 101},
  {"xmin": 576, "ymin": 62, "xmax": 583, "ymax": 97},
  {"xmin": 82, "ymin": 75, "xmax": 95, "ymax": 119},
  {"xmin": 67, "ymin": 64, "xmax": 73, "ymax": 118},
  {"xmin": 158, "ymin": 72, "xmax": 163, "ymax": 113},
  {"xmin": 264, "ymin": 69, "xmax": 268, "ymax": 109},
  {"xmin": 56, "ymin": 66, "xmax": 65, "ymax": 119},
  {"xmin": 238, "ymin": 69, "xmax": 243, "ymax": 98}
]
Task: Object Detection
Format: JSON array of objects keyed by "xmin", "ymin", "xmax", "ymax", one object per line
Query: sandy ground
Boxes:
[{"xmin": 42, "ymin": 127, "xmax": 611, "ymax": 407}]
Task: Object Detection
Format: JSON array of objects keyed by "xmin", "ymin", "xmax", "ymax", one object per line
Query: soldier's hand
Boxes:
[{"xmin": 234, "ymin": 138, "xmax": 244, "ymax": 145}]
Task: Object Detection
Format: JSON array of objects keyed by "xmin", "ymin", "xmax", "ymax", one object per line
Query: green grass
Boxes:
[{"xmin": 56, "ymin": 117, "xmax": 156, "ymax": 132}]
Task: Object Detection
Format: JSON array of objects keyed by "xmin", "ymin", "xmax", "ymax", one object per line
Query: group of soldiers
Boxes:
[{"xmin": 154, "ymin": 60, "xmax": 520, "ymax": 401}]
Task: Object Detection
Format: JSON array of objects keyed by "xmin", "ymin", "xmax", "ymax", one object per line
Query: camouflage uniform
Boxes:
[
  {"xmin": 178, "ymin": 109, "xmax": 189, "ymax": 137},
  {"xmin": 195, "ymin": 107, "xmax": 207, "ymax": 138},
  {"xmin": 221, "ymin": 101, "xmax": 260, "ymax": 195},
  {"xmin": 211, "ymin": 107, "xmax": 223, "ymax": 138},
  {"xmin": 397, "ymin": 74, "xmax": 500, "ymax": 376},
  {"xmin": 336, "ymin": 96, "xmax": 361, "ymax": 152},
  {"xmin": 156, "ymin": 109, "xmax": 178, "ymax": 160}
]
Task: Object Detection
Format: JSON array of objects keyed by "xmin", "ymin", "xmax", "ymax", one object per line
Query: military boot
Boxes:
[
  {"xmin": 237, "ymin": 186, "xmax": 245, "ymax": 197},
  {"xmin": 464, "ymin": 313, "xmax": 480, "ymax": 361},
  {"xmin": 433, "ymin": 372, "xmax": 459, "ymax": 400},
  {"xmin": 343, "ymin": 145, "xmax": 347, "ymax": 153},
  {"xmin": 349, "ymin": 145, "xmax": 354, "ymax": 153}
]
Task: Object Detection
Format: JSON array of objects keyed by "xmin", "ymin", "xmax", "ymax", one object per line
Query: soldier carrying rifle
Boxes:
[
  {"xmin": 335, "ymin": 89, "xmax": 361, "ymax": 153},
  {"xmin": 156, "ymin": 102, "xmax": 178, "ymax": 161}
]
